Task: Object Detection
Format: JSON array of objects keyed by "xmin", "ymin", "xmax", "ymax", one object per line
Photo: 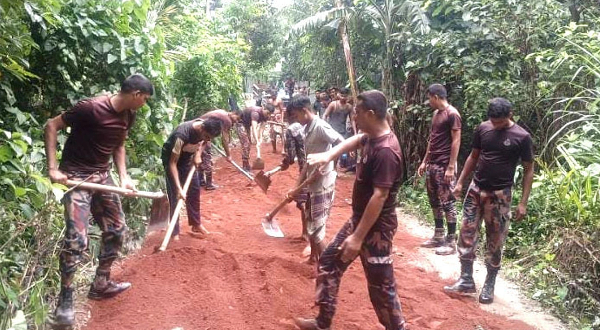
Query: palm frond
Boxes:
[{"xmin": 289, "ymin": 6, "xmax": 355, "ymax": 37}]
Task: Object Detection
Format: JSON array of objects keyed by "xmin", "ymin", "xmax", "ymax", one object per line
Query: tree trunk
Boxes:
[{"xmin": 336, "ymin": 0, "xmax": 358, "ymax": 102}]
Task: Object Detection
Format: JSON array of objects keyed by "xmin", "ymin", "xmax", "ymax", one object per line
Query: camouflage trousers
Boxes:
[
  {"xmin": 200, "ymin": 141, "xmax": 213, "ymax": 173},
  {"xmin": 235, "ymin": 122, "xmax": 250, "ymax": 162},
  {"xmin": 284, "ymin": 128, "xmax": 306, "ymax": 170},
  {"xmin": 60, "ymin": 171, "xmax": 126, "ymax": 288},
  {"xmin": 457, "ymin": 182, "xmax": 512, "ymax": 268},
  {"xmin": 425, "ymin": 163, "xmax": 457, "ymax": 224},
  {"xmin": 315, "ymin": 220, "xmax": 405, "ymax": 330}
]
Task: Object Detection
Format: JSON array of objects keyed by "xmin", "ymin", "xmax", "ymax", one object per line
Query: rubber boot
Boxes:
[
  {"xmin": 435, "ymin": 234, "xmax": 457, "ymax": 255},
  {"xmin": 479, "ymin": 266, "xmax": 499, "ymax": 304},
  {"xmin": 53, "ymin": 287, "xmax": 74, "ymax": 328},
  {"xmin": 444, "ymin": 260, "xmax": 477, "ymax": 294},
  {"xmin": 421, "ymin": 227, "xmax": 445, "ymax": 248},
  {"xmin": 204, "ymin": 172, "xmax": 218, "ymax": 191}
]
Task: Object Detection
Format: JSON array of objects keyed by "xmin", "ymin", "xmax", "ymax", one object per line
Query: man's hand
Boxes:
[
  {"xmin": 417, "ymin": 162, "xmax": 427, "ymax": 177},
  {"xmin": 120, "ymin": 176, "xmax": 137, "ymax": 194},
  {"xmin": 444, "ymin": 166, "xmax": 455, "ymax": 184},
  {"xmin": 285, "ymin": 188, "xmax": 298, "ymax": 201},
  {"xmin": 307, "ymin": 151, "xmax": 332, "ymax": 166},
  {"xmin": 338, "ymin": 234, "xmax": 362, "ymax": 263},
  {"xmin": 49, "ymin": 168, "xmax": 68, "ymax": 185},
  {"xmin": 226, "ymin": 156, "xmax": 233, "ymax": 163},
  {"xmin": 177, "ymin": 188, "xmax": 186, "ymax": 201},
  {"xmin": 515, "ymin": 202, "xmax": 527, "ymax": 221},
  {"xmin": 452, "ymin": 183, "xmax": 463, "ymax": 199},
  {"xmin": 193, "ymin": 158, "xmax": 202, "ymax": 169}
]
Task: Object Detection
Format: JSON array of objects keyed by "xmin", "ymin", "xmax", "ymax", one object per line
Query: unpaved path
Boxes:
[{"xmin": 82, "ymin": 145, "xmax": 561, "ymax": 330}]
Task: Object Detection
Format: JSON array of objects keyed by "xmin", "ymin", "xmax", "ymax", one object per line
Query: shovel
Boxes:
[
  {"xmin": 262, "ymin": 168, "xmax": 321, "ymax": 238},
  {"xmin": 158, "ymin": 166, "xmax": 196, "ymax": 252},
  {"xmin": 254, "ymin": 165, "xmax": 283, "ymax": 193},
  {"xmin": 213, "ymin": 146, "xmax": 254, "ymax": 182}
]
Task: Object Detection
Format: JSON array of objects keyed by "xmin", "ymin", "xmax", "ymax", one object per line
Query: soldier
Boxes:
[
  {"xmin": 444, "ymin": 97, "xmax": 534, "ymax": 304},
  {"xmin": 418, "ymin": 84, "xmax": 462, "ymax": 255},
  {"xmin": 199, "ymin": 109, "xmax": 241, "ymax": 190},
  {"xmin": 295, "ymin": 90, "xmax": 406, "ymax": 330},
  {"xmin": 44, "ymin": 74, "xmax": 153, "ymax": 328}
]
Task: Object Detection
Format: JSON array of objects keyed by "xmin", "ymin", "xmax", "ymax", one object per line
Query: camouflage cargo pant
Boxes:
[
  {"xmin": 425, "ymin": 163, "xmax": 457, "ymax": 223},
  {"xmin": 284, "ymin": 128, "xmax": 306, "ymax": 170},
  {"xmin": 200, "ymin": 141, "xmax": 213, "ymax": 173},
  {"xmin": 315, "ymin": 220, "xmax": 405, "ymax": 330},
  {"xmin": 235, "ymin": 122, "xmax": 250, "ymax": 162},
  {"xmin": 457, "ymin": 181, "xmax": 512, "ymax": 268},
  {"xmin": 60, "ymin": 171, "xmax": 126, "ymax": 288}
]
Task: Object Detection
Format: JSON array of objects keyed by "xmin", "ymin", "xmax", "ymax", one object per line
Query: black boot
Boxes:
[
  {"xmin": 204, "ymin": 172, "xmax": 218, "ymax": 190},
  {"xmin": 444, "ymin": 260, "xmax": 476, "ymax": 294},
  {"xmin": 242, "ymin": 160, "xmax": 251, "ymax": 172},
  {"xmin": 53, "ymin": 286, "xmax": 75, "ymax": 328},
  {"xmin": 88, "ymin": 273, "xmax": 131, "ymax": 300},
  {"xmin": 479, "ymin": 266, "xmax": 499, "ymax": 304},
  {"xmin": 198, "ymin": 170, "xmax": 206, "ymax": 187},
  {"xmin": 421, "ymin": 228, "xmax": 445, "ymax": 248}
]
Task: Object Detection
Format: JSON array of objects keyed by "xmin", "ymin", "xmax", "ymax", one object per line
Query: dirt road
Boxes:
[{"xmin": 83, "ymin": 145, "xmax": 539, "ymax": 330}]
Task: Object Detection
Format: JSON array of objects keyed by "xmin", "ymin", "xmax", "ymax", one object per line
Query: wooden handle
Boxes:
[
  {"xmin": 65, "ymin": 180, "xmax": 165, "ymax": 199},
  {"xmin": 264, "ymin": 170, "xmax": 320, "ymax": 221},
  {"xmin": 213, "ymin": 146, "xmax": 254, "ymax": 181},
  {"xmin": 265, "ymin": 166, "xmax": 282, "ymax": 177},
  {"xmin": 158, "ymin": 166, "xmax": 197, "ymax": 251}
]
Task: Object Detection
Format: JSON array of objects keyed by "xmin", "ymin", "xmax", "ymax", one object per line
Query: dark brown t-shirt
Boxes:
[
  {"xmin": 428, "ymin": 105, "xmax": 461, "ymax": 165},
  {"xmin": 352, "ymin": 132, "xmax": 403, "ymax": 231},
  {"xmin": 473, "ymin": 121, "xmax": 534, "ymax": 190},
  {"xmin": 200, "ymin": 109, "xmax": 232, "ymax": 132},
  {"xmin": 60, "ymin": 95, "xmax": 136, "ymax": 173}
]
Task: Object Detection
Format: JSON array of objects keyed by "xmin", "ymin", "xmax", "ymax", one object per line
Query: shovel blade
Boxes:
[
  {"xmin": 261, "ymin": 218, "xmax": 284, "ymax": 238},
  {"xmin": 252, "ymin": 158, "xmax": 265, "ymax": 170},
  {"xmin": 149, "ymin": 197, "xmax": 170, "ymax": 228},
  {"xmin": 254, "ymin": 171, "xmax": 271, "ymax": 193}
]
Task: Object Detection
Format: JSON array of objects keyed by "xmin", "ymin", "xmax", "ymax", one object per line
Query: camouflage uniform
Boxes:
[
  {"xmin": 425, "ymin": 163, "xmax": 457, "ymax": 224},
  {"xmin": 457, "ymin": 181, "xmax": 512, "ymax": 268},
  {"xmin": 284, "ymin": 123, "xmax": 306, "ymax": 170},
  {"xmin": 315, "ymin": 220, "xmax": 405, "ymax": 330},
  {"xmin": 200, "ymin": 141, "xmax": 213, "ymax": 173},
  {"xmin": 60, "ymin": 171, "xmax": 126, "ymax": 287},
  {"xmin": 235, "ymin": 122, "xmax": 250, "ymax": 163}
]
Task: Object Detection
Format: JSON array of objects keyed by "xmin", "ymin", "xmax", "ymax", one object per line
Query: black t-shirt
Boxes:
[
  {"xmin": 60, "ymin": 95, "xmax": 136, "ymax": 173},
  {"xmin": 161, "ymin": 120, "xmax": 203, "ymax": 166},
  {"xmin": 352, "ymin": 133, "xmax": 403, "ymax": 231},
  {"xmin": 472, "ymin": 121, "xmax": 534, "ymax": 190}
]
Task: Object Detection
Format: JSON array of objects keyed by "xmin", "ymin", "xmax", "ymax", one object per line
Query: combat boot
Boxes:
[
  {"xmin": 88, "ymin": 273, "xmax": 131, "ymax": 300},
  {"xmin": 242, "ymin": 160, "xmax": 251, "ymax": 172},
  {"xmin": 435, "ymin": 234, "xmax": 457, "ymax": 255},
  {"xmin": 204, "ymin": 172, "xmax": 218, "ymax": 191},
  {"xmin": 479, "ymin": 266, "xmax": 499, "ymax": 304},
  {"xmin": 444, "ymin": 260, "xmax": 477, "ymax": 294},
  {"xmin": 421, "ymin": 228, "xmax": 445, "ymax": 248},
  {"xmin": 53, "ymin": 287, "xmax": 74, "ymax": 328}
]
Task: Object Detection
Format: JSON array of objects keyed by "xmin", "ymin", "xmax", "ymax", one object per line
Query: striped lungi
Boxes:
[{"xmin": 306, "ymin": 186, "xmax": 335, "ymax": 243}]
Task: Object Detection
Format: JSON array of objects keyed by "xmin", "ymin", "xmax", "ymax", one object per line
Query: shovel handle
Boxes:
[
  {"xmin": 264, "ymin": 169, "xmax": 320, "ymax": 221},
  {"xmin": 159, "ymin": 166, "xmax": 197, "ymax": 251},
  {"xmin": 213, "ymin": 146, "xmax": 254, "ymax": 181},
  {"xmin": 65, "ymin": 180, "xmax": 165, "ymax": 199}
]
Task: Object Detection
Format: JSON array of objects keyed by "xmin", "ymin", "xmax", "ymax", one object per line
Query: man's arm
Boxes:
[
  {"xmin": 307, "ymin": 133, "xmax": 363, "ymax": 166},
  {"xmin": 44, "ymin": 115, "xmax": 69, "ymax": 184},
  {"xmin": 452, "ymin": 148, "xmax": 480, "ymax": 198},
  {"xmin": 516, "ymin": 160, "xmax": 534, "ymax": 220},
  {"xmin": 168, "ymin": 151, "xmax": 186, "ymax": 200},
  {"xmin": 445, "ymin": 129, "xmax": 461, "ymax": 183},
  {"xmin": 339, "ymin": 186, "xmax": 390, "ymax": 262},
  {"xmin": 322, "ymin": 102, "xmax": 335, "ymax": 120},
  {"xmin": 417, "ymin": 137, "xmax": 432, "ymax": 178},
  {"xmin": 113, "ymin": 144, "xmax": 135, "ymax": 190},
  {"xmin": 221, "ymin": 130, "xmax": 232, "ymax": 161}
]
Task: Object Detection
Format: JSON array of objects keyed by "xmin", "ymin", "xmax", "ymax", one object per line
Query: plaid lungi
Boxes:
[{"xmin": 306, "ymin": 186, "xmax": 335, "ymax": 243}]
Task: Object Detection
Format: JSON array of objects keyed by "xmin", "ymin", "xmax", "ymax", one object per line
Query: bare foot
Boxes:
[
  {"xmin": 302, "ymin": 245, "xmax": 311, "ymax": 257},
  {"xmin": 173, "ymin": 235, "xmax": 180, "ymax": 241}
]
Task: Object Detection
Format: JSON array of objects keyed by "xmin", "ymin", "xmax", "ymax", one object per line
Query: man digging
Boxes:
[
  {"xmin": 295, "ymin": 90, "xmax": 406, "ymax": 330},
  {"xmin": 286, "ymin": 95, "xmax": 344, "ymax": 264},
  {"xmin": 418, "ymin": 84, "xmax": 462, "ymax": 255},
  {"xmin": 161, "ymin": 117, "xmax": 223, "ymax": 240},
  {"xmin": 44, "ymin": 74, "xmax": 153, "ymax": 329},
  {"xmin": 444, "ymin": 97, "xmax": 534, "ymax": 304}
]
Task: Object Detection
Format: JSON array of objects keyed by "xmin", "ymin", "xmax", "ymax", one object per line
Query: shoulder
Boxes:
[
  {"xmin": 511, "ymin": 123, "xmax": 532, "ymax": 139},
  {"xmin": 476, "ymin": 120, "xmax": 493, "ymax": 132},
  {"xmin": 448, "ymin": 106, "xmax": 461, "ymax": 118}
]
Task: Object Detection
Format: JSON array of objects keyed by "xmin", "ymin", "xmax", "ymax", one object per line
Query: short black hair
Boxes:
[
  {"xmin": 357, "ymin": 90, "xmax": 388, "ymax": 120},
  {"xmin": 487, "ymin": 97, "xmax": 512, "ymax": 118},
  {"xmin": 201, "ymin": 117, "xmax": 223, "ymax": 137},
  {"xmin": 427, "ymin": 83, "xmax": 447, "ymax": 99},
  {"xmin": 340, "ymin": 87, "xmax": 350, "ymax": 96},
  {"xmin": 265, "ymin": 103, "xmax": 275, "ymax": 112},
  {"xmin": 121, "ymin": 74, "xmax": 154, "ymax": 95},
  {"xmin": 287, "ymin": 95, "xmax": 311, "ymax": 114}
]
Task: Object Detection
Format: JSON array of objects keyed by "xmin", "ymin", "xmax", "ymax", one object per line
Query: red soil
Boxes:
[{"xmin": 84, "ymin": 145, "xmax": 533, "ymax": 330}]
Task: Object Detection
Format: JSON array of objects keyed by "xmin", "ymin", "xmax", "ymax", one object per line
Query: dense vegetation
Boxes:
[{"xmin": 1, "ymin": 0, "xmax": 599, "ymax": 328}]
